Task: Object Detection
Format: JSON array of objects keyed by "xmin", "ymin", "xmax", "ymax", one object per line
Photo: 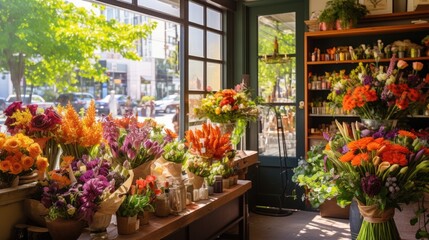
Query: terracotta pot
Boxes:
[
  {"xmin": 45, "ymin": 218, "xmax": 85, "ymax": 240},
  {"xmin": 116, "ymin": 215, "xmax": 140, "ymax": 235}
]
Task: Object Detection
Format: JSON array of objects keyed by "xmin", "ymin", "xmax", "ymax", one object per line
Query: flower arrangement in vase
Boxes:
[
  {"xmin": 3, "ymin": 102, "xmax": 62, "ymax": 171},
  {"xmin": 327, "ymin": 56, "xmax": 429, "ymax": 124},
  {"xmin": 193, "ymin": 82, "xmax": 261, "ymax": 145},
  {"xmin": 324, "ymin": 120, "xmax": 429, "ymax": 239},
  {"xmin": 102, "ymin": 114, "xmax": 165, "ymax": 181},
  {"xmin": 0, "ymin": 132, "xmax": 49, "ymax": 188},
  {"xmin": 56, "ymin": 101, "xmax": 103, "ymax": 159}
]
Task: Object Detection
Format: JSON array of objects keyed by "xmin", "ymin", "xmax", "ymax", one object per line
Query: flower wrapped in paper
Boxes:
[
  {"xmin": 102, "ymin": 114, "xmax": 164, "ymax": 181},
  {"xmin": 324, "ymin": 120, "xmax": 429, "ymax": 239}
]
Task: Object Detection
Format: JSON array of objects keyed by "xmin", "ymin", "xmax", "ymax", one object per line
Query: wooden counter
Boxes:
[
  {"xmin": 232, "ymin": 150, "xmax": 258, "ymax": 179},
  {"xmin": 79, "ymin": 180, "xmax": 252, "ymax": 240}
]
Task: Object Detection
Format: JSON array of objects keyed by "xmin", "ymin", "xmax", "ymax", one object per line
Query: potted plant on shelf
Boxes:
[
  {"xmin": 319, "ymin": 0, "xmax": 369, "ymax": 30},
  {"xmin": 292, "ymin": 143, "xmax": 349, "ymax": 219}
]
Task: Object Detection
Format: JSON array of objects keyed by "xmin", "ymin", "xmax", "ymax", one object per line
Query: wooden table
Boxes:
[
  {"xmin": 232, "ymin": 151, "xmax": 258, "ymax": 179},
  {"xmin": 79, "ymin": 180, "xmax": 252, "ymax": 240}
]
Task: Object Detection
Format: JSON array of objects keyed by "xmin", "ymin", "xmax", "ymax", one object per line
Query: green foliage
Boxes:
[
  {"xmin": 117, "ymin": 191, "xmax": 152, "ymax": 217},
  {"xmin": 292, "ymin": 143, "xmax": 339, "ymax": 208},
  {"xmin": 0, "ymin": 0, "xmax": 156, "ymax": 99},
  {"xmin": 319, "ymin": 0, "xmax": 369, "ymax": 28}
]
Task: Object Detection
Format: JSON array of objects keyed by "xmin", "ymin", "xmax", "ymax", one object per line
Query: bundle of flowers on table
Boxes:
[
  {"xmin": 193, "ymin": 82, "xmax": 261, "ymax": 145},
  {"xmin": 327, "ymin": 56, "xmax": 429, "ymax": 121},
  {"xmin": 324, "ymin": 120, "xmax": 429, "ymax": 240},
  {"xmin": 3, "ymin": 102, "xmax": 62, "ymax": 171},
  {"xmin": 40, "ymin": 155, "xmax": 132, "ymax": 227},
  {"xmin": 152, "ymin": 129, "xmax": 188, "ymax": 180},
  {"xmin": 0, "ymin": 132, "xmax": 49, "ymax": 188},
  {"xmin": 184, "ymin": 123, "xmax": 234, "ymax": 188},
  {"xmin": 102, "ymin": 114, "xmax": 165, "ymax": 181},
  {"xmin": 56, "ymin": 101, "xmax": 103, "ymax": 159}
]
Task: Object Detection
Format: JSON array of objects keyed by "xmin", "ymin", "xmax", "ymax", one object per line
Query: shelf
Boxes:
[
  {"xmin": 308, "ymin": 134, "xmax": 326, "ymax": 140},
  {"xmin": 307, "ymin": 56, "xmax": 429, "ymax": 65},
  {"xmin": 309, "ymin": 89, "xmax": 330, "ymax": 91},
  {"xmin": 309, "ymin": 114, "xmax": 358, "ymax": 117},
  {"xmin": 304, "ymin": 23, "xmax": 429, "ymax": 39}
]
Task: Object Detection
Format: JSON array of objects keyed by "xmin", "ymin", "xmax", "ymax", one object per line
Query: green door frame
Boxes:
[{"xmin": 236, "ymin": 0, "xmax": 308, "ymax": 210}]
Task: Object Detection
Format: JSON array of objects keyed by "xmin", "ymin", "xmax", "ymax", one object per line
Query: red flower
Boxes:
[{"xmin": 4, "ymin": 102, "xmax": 23, "ymax": 116}]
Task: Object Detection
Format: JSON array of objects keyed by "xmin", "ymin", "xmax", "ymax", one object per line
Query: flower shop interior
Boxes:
[{"xmin": 1, "ymin": 0, "xmax": 429, "ymax": 239}]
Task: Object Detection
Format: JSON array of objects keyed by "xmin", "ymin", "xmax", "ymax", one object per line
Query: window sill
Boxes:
[{"xmin": 0, "ymin": 183, "xmax": 37, "ymax": 206}]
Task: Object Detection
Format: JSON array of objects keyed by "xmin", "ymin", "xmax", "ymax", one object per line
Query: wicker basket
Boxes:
[{"xmin": 304, "ymin": 19, "xmax": 320, "ymax": 32}]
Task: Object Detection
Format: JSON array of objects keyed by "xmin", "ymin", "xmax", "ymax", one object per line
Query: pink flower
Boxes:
[
  {"xmin": 412, "ymin": 62, "xmax": 424, "ymax": 72},
  {"xmin": 397, "ymin": 60, "xmax": 408, "ymax": 69}
]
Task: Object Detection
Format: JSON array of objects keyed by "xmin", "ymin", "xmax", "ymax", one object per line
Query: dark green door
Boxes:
[{"xmin": 246, "ymin": 0, "xmax": 308, "ymax": 212}]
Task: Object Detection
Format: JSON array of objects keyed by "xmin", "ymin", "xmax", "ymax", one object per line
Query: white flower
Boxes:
[
  {"xmin": 221, "ymin": 105, "xmax": 232, "ymax": 112},
  {"xmin": 376, "ymin": 73, "xmax": 388, "ymax": 81}
]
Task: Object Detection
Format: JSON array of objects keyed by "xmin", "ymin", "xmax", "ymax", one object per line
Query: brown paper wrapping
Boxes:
[
  {"xmin": 357, "ymin": 201, "xmax": 395, "ymax": 223},
  {"xmin": 132, "ymin": 161, "xmax": 154, "ymax": 182},
  {"xmin": 96, "ymin": 170, "xmax": 134, "ymax": 215}
]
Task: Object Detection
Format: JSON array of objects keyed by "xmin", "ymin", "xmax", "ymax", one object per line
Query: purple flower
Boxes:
[
  {"xmin": 363, "ymin": 75, "xmax": 373, "ymax": 85},
  {"xmin": 361, "ymin": 174, "xmax": 382, "ymax": 197}
]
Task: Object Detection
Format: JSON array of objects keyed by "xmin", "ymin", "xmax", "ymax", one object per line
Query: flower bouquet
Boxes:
[
  {"xmin": 324, "ymin": 120, "xmax": 429, "ymax": 239},
  {"xmin": 102, "ymin": 114, "xmax": 164, "ymax": 181},
  {"xmin": 156, "ymin": 129, "xmax": 188, "ymax": 179},
  {"xmin": 184, "ymin": 123, "xmax": 233, "ymax": 189},
  {"xmin": 0, "ymin": 132, "xmax": 49, "ymax": 188},
  {"xmin": 193, "ymin": 82, "xmax": 261, "ymax": 145},
  {"xmin": 3, "ymin": 102, "xmax": 62, "ymax": 171},
  {"xmin": 56, "ymin": 101, "xmax": 103, "ymax": 159},
  {"xmin": 327, "ymin": 56, "xmax": 429, "ymax": 122}
]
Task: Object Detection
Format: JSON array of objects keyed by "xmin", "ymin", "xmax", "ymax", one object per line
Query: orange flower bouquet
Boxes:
[
  {"xmin": 0, "ymin": 133, "xmax": 49, "ymax": 188},
  {"xmin": 324, "ymin": 120, "xmax": 429, "ymax": 239},
  {"xmin": 184, "ymin": 123, "xmax": 234, "ymax": 188},
  {"xmin": 328, "ymin": 56, "xmax": 429, "ymax": 121},
  {"xmin": 56, "ymin": 101, "xmax": 103, "ymax": 159}
]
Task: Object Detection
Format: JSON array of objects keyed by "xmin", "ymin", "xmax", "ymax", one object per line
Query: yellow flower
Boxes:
[
  {"xmin": 27, "ymin": 143, "xmax": 42, "ymax": 158},
  {"xmin": 21, "ymin": 155, "xmax": 35, "ymax": 170},
  {"xmin": 3, "ymin": 137, "xmax": 20, "ymax": 153},
  {"xmin": 10, "ymin": 161, "xmax": 23, "ymax": 175},
  {"xmin": 0, "ymin": 160, "xmax": 12, "ymax": 172},
  {"xmin": 36, "ymin": 156, "xmax": 49, "ymax": 172},
  {"xmin": 215, "ymin": 107, "xmax": 221, "ymax": 115},
  {"xmin": 10, "ymin": 108, "xmax": 33, "ymax": 128}
]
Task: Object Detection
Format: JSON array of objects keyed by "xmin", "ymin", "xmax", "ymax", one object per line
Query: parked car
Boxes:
[
  {"xmin": 5, "ymin": 94, "xmax": 54, "ymax": 109},
  {"xmin": 154, "ymin": 94, "xmax": 180, "ymax": 113},
  {"xmin": 95, "ymin": 94, "xmax": 137, "ymax": 115},
  {"xmin": 55, "ymin": 92, "xmax": 95, "ymax": 111}
]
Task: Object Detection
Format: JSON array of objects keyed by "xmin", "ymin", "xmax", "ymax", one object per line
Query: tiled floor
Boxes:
[
  {"xmin": 248, "ymin": 206, "xmax": 420, "ymax": 240},
  {"xmin": 249, "ymin": 210, "xmax": 350, "ymax": 240}
]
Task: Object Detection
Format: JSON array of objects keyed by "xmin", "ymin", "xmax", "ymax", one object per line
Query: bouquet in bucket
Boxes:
[
  {"xmin": 0, "ymin": 132, "xmax": 49, "ymax": 187},
  {"xmin": 324, "ymin": 120, "xmax": 429, "ymax": 239},
  {"xmin": 3, "ymin": 102, "xmax": 62, "ymax": 171}
]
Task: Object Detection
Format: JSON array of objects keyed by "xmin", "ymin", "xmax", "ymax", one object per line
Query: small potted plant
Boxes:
[
  {"xmin": 319, "ymin": 0, "xmax": 369, "ymax": 30},
  {"xmin": 292, "ymin": 143, "xmax": 349, "ymax": 218},
  {"xmin": 116, "ymin": 179, "xmax": 153, "ymax": 235}
]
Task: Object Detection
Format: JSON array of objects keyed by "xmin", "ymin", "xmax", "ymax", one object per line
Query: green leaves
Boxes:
[{"xmin": 0, "ymin": 0, "xmax": 156, "ymax": 95}]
